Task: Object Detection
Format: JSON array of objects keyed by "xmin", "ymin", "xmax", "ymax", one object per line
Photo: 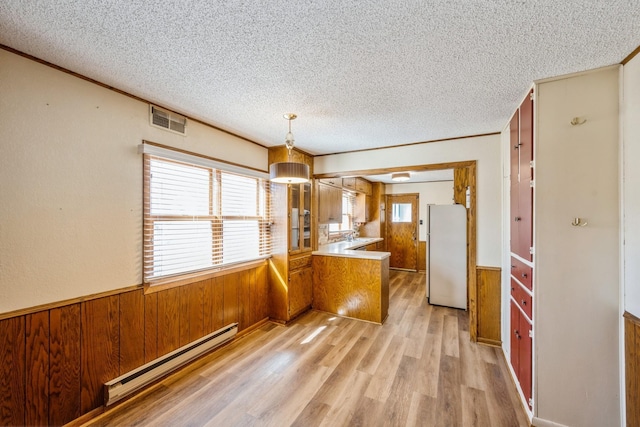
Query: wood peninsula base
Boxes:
[{"xmin": 311, "ymin": 254, "xmax": 389, "ymax": 324}]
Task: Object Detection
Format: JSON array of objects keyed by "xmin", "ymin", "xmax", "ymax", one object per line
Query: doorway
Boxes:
[{"xmin": 386, "ymin": 194, "xmax": 419, "ymax": 271}]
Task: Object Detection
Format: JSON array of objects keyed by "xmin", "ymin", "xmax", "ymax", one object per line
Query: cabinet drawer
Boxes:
[
  {"xmin": 289, "ymin": 255, "xmax": 312, "ymax": 270},
  {"xmin": 510, "ymin": 256, "xmax": 532, "ymax": 290},
  {"xmin": 510, "ymin": 278, "xmax": 532, "ymax": 320}
]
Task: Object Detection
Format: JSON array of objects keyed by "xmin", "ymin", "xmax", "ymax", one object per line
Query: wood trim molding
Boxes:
[
  {"xmin": 625, "ymin": 311, "xmax": 640, "ymax": 426},
  {"xmin": 314, "ymin": 132, "xmax": 500, "ymax": 157},
  {"xmin": 144, "ymin": 259, "xmax": 268, "ymax": 293},
  {"xmin": 622, "ymin": 44, "xmax": 640, "ymax": 65},
  {"xmin": 624, "ymin": 310, "xmax": 640, "ymax": 324},
  {"xmin": 0, "ymin": 285, "xmax": 142, "ymax": 321},
  {"xmin": 314, "ymin": 160, "xmax": 476, "ymax": 180}
]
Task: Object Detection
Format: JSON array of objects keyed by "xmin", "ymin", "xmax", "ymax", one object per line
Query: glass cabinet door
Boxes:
[
  {"xmin": 302, "ymin": 182, "xmax": 311, "ymax": 250},
  {"xmin": 290, "ymin": 184, "xmax": 300, "ymax": 251}
]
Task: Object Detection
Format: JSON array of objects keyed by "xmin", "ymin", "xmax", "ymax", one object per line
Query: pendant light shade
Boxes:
[
  {"xmin": 270, "ymin": 162, "xmax": 310, "ymax": 184},
  {"xmin": 270, "ymin": 113, "xmax": 310, "ymax": 183}
]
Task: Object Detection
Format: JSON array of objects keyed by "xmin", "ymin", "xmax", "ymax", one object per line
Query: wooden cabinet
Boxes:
[
  {"xmin": 509, "ymin": 89, "xmax": 534, "ymax": 411},
  {"xmin": 342, "ymin": 177, "xmax": 356, "ymax": 190},
  {"xmin": 354, "ymin": 193, "xmax": 370, "ymax": 223},
  {"xmin": 510, "ymin": 300, "xmax": 532, "ymax": 408},
  {"xmin": 290, "ymin": 182, "xmax": 312, "ymax": 253},
  {"xmin": 289, "ymin": 255, "xmax": 312, "ymax": 317},
  {"xmin": 355, "ymin": 177, "xmax": 372, "ymax": 195},
  {"xmin": 319, "ymin": 177, "xmax": 342, "ymax": 187},
  {"xmin": 268, "ymin": 146, "xmax": 315, "ymax": 323},
  {"xmin": 510, "ymin": 91, "xmax": 534, "ymax": 262},
  {"xmin": 318, "ymin": 183, "xmax": 342, "ymax": 224}
]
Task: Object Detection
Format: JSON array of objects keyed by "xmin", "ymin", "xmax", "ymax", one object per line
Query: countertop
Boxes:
[{"xmin": 313, "ymin": 237, "xmax": 390, "ymax": 260}]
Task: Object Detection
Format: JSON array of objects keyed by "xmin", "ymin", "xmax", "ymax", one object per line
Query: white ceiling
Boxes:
[{"xmin": 1, "ymin": 1, "xmax": 639, "ymax": 156}]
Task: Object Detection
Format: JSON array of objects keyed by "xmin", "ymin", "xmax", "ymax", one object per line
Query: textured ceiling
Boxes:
[{"xmin": 1, "ymin": 1, "xmax": 639, "ymax": 155}]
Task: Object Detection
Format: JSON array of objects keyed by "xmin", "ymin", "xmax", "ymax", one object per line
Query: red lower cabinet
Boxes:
[{"xmin": 510, "ymin": 300, "xmax": 533, "ymax": 410}]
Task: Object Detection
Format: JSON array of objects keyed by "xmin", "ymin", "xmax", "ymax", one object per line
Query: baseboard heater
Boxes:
[{"xmin": 104, "ymin": 323, "xmax": 238, "ymax": 406}]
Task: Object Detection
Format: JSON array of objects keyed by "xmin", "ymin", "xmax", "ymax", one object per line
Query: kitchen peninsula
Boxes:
[{"xmin": 312, "ymin": 237, "xmax": 390, "ymax": 324}]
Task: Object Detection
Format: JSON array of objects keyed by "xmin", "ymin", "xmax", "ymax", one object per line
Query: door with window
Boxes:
[{"xmin": 386, "ymin": 194, "xmax": 419, "ymax": 270}]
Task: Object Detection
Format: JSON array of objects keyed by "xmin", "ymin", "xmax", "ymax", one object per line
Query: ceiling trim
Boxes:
[
  {"xmin": 0, "ymin": 44, "xmax": 267, "ymax": 151},
  {"xmin": 622, "ymin": 44, "xmax": 640, "ymax": 65},
  {"xmin": 313, "ymin": 132, "xmax": 500, "ymax": 158},
  {"xmin": 314, "ymin": 160, "xmax": 475, "ymax": 179}
]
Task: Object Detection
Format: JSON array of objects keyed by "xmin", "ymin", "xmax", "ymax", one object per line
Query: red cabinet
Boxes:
[
  {"xmin": 509, "ymin": 89, "xmax": 534, "ymax": 412},
  {"xmin": 510, "ymin": 256, "xmax": 532, "ymax": 290},
  {"xmin": 510, "ymin": 91, "xmax": 534, "ymax": 262},
  {"xmin": 510, "ymin": 300, "xmax": 532, "ymax": 409}
]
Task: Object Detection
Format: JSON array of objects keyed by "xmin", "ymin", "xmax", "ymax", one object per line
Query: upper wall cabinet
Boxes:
[
  {"xmin": 318, "ymin": 183, "xmax": 342, "ymax": 224},
  {"xmin": 510, "ymin": 90, "xmax": 534, "ymax": 262}
]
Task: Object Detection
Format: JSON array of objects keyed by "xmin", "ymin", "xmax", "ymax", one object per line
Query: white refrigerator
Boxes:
[{"xmin": 427, "ymin": 204, "xmax": 467, "ymax": 310}]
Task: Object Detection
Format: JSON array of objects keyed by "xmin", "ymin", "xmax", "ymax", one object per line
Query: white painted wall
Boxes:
[
  {"xmin": 623, "ymin": 54, "xmax": 640, "ymax": 318},
  {"xmin": 534, "ymin": 66, "xmax": 620, "ymax": 427},
  {"xmin": 385, "ymin": 180, "xmax": 454, "ymax": 241},
  {"xmin": 0, "ymin": 50, "xmax": 267, "ymax": 313},
  {"xmin": 315, "ymin": 134, "xmax": 503, "ymax": 267}
]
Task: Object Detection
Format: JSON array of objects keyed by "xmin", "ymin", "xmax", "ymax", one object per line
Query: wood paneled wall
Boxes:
[
  {"xmin": 625, "ymin": 311, "xmax": 640, "ymax": 426},
  {"xmin": 0, "ymin": 264, "xmax": 268, "ymax": 426},
  {"xmin": 476, "ymin": 266, "xmax": 502, "ymax": 346}
]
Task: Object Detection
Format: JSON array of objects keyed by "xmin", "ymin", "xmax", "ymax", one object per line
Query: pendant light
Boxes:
[{"xmin": 269, "ymin": 113, "xmax": 310, "ymax": 184}]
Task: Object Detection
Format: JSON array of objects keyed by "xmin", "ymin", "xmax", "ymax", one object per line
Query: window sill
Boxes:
[{"xmin": 144, "ymin": 259, "xmax": 269, "ymax": 294}]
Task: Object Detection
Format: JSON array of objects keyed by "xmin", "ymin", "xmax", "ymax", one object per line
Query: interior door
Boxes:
[{"xmin": 386, "ymin": 194, "xmax": 418, "ymax": 270}]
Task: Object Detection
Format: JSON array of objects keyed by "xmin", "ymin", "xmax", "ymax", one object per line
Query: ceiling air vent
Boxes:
[{"xmin": 150, "ymin": 105, "xmax": 187, "ymax": 135}]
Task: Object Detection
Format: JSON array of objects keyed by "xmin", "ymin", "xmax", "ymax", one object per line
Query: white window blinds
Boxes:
[{"xmin": 142, "ymin": 146, "xmax": 271, "ymax": 283}]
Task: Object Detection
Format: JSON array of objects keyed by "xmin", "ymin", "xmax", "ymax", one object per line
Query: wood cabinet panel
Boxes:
[
  {"xmin": 26, "ymin": 311, "xmax": 49, "ymax": 426},
  {"xmin": 355, "ymin": 193, "xmax": 370, "ymax": 223},
  {"xmin": 342, "ymin": 177, "xmax": 356, "ymax": 190},
  {"xmin": 312, "ymin": 255, "xmax": 389, "ymax": 323},
  {"xmin": 119, "ymin": 290, "xmax": 145, "ymax": 374},
  {"xmin": 80, "ymin": 296, "xmax": 120, "ymax": 414},
  {"xmin": 355, "ymin": 177, "xmax": 372, "ymax": 195},
  {"xmin": 318, "ymin": 183, "xmax": 342, "ymax": 224},
  {"xmin": 0, "ymin": 316, "xmax": 26, "ymax": 426},
  {"xmin": 49, "ymin": 304, "xmax": 81, "ymax": 425},
  {"xmin": 289, "ymin": 266, "xmax": 313, "ymax": 318}
]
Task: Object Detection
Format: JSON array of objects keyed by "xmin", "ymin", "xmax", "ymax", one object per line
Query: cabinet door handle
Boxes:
[
  {"xmin": 515, "ymin": 217, "xmax": 521, "ymax": 222},
  {"xmin": 521, "ymin": 300, "xmax": 527, "ymax": 306},
  {"xmin": 522, "ymin": 273, "xmax": 528, "ymax": 278}
]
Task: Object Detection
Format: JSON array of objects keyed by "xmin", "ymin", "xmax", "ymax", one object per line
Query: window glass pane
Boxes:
[
  {"xmin": 392, "ymin": 203, "xmax": 412, "ymax": 223},
  {"xmin": 223, "ymin": 220, "xmax": 259, "ymax": 263},
  {"xmin": 152, "ymin": 221, "xmax": 212, "ymax": 276},
  {"xmin": 150, "ymin": 160, "xmax": 209, "ymax": 216},
  {"xmin": 221, "ymin": 172, "xmax": 257, "ymax": 216}
]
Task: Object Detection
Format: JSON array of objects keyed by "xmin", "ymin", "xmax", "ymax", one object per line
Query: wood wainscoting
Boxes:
[
  {"xmin": 0, "ymin": 263, "xmax": 269, "ymax": 426},
  {"xmin": 476, "ymin": 266, "xmax": 502, "ymax": 346},
  {"xmin": 625, "ymin": 311, "xmax": 640, "ymax": 426}
]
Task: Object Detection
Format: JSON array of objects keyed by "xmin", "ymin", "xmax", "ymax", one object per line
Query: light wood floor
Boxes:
[{"xmin": 87, "ymin": 271, "xmax": 529, "ymax": 427}]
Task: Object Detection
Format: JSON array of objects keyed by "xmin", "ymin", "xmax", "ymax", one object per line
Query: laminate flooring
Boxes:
[{"xmin": 87, "ymin": 271, "xmax": 529, "ymax": 427}]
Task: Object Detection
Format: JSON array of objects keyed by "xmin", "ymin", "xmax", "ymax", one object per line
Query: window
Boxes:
[
  {"xmin": 391, "ymin": 202, "xmax": 412, "ymax": 223},
  {"xmin": 142, "ymin": 145, "xmax": 271, "ymax": 283},
  {"xmin": 329, "ymin": 191, "xmax": 355, "ymax": 234}
]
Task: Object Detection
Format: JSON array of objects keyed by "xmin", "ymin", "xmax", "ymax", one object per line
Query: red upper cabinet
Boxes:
[{"xmin": 511, "ymin": 90, "xmax": 534, "ymax": 262}]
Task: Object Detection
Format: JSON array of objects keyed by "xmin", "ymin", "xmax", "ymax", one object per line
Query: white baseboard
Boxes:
[{"xmin": 532, "ymin": 417, "xmax": 569, "ymax": 427}]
